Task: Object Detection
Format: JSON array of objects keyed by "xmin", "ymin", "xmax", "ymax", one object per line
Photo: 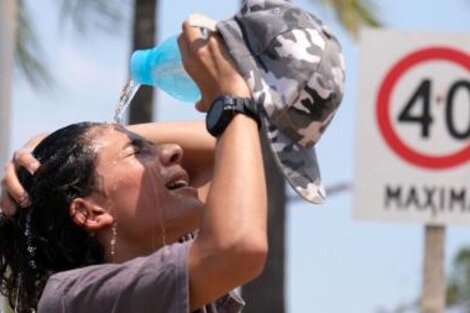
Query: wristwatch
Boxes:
[{"xmin": 206, "ymin": 95, "xmax": 260, "ymax": 137}]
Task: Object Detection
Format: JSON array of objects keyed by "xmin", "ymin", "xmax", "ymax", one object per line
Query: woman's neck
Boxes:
[{"xmin": 102, "ymin": 230, "xmax": 194, "ymax": 263}]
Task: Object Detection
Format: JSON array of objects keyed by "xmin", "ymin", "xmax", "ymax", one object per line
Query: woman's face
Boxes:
[{"xmin": 88, "ymin": 125, "xmax": 203, "ymax": 248}]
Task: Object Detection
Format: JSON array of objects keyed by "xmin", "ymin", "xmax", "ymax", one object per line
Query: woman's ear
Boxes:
[{"xmin": 69, "ymin": 198, "xmax": 114, "ymax": 231}]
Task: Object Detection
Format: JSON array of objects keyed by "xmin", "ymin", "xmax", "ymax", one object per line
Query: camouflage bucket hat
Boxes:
[{"xmin": 216, "ymin": 0, "xmax": 346, "ymax": 204}]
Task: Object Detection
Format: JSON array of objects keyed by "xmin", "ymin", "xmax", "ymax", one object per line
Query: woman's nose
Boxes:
[{"xmin": 159, "ymin": 144, "xmax": 183, "ymax": 166}]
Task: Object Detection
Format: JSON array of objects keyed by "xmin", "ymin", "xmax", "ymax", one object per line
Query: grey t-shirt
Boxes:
[{"xmin": 37, "ymin": 240, "xmax": 244, "ymax": 313}]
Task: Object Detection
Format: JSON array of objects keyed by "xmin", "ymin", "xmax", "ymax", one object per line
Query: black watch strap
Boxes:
[
  {"xmin": 206, "ymin": 96, "xmax": 260, "ymax": 137},
  {"xmin": 231, "ymin": 97, "xmax": 260, "ymax": 126}
]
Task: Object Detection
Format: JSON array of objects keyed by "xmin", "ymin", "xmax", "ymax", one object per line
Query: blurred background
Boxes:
[{"xmin": 1, "ymin": 0, "xmax": 469, "ymax": 312}]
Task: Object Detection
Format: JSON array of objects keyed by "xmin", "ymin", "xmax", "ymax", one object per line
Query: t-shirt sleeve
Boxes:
[{"xmin": 38, "ymin": 241, "xmax": 191, "ymax": 313}]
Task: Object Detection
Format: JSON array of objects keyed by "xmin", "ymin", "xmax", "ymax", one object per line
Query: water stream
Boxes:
[
  {"xmin": 113, "ymin": 79, "xmax": 141, "ymax": 124},
  {"xmin": 112, "ymin": 79, "xmax": 167, "ymax": 252}
]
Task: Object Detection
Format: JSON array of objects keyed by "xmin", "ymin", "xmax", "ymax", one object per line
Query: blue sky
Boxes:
[{"xmin": 9, "ymin": 0, "xmax": 470, "ymax": 312}]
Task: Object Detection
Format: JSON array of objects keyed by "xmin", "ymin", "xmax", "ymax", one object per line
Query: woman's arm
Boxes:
[
  {"xmin": 189, "ymin": 114, "xmax": 267, "ymax": 310},
  {"xmin": 178, "ymin": 19, "xmax": 268, "ymax": 311}
]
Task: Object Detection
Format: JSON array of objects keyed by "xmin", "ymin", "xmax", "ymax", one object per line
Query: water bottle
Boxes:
[{"xmin": 130, "ymin": 35, "xmax": 201, "ymax": 103}]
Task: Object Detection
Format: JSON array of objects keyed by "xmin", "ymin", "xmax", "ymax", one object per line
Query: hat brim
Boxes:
[{"xmin": 261, "ymin": 113, "xmax": 326, "ymax": 204}]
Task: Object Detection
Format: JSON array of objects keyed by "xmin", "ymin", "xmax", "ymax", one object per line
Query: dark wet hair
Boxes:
[{"xmin": 0, "ymin": 122, "xmax": 105, "ymax": 313}]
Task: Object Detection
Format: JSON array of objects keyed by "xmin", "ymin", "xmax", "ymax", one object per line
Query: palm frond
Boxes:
[
  {"xmin": 59, "ymin": 0, "xmax": 123, "ymax": 34},
  {"xmin": 352, "ymin": 0, "xmax": 381, "ymax": 27},
  {"xmin": 15, "ymin": 0, "xmax": 123, "ymax": 91},
  {"xmin": 15, "ymin": 0, "xmax": 54, "ymax": 90},
  {"xmin": 318, "ymin": 0, "xmax": 382, "ymax": 39}
]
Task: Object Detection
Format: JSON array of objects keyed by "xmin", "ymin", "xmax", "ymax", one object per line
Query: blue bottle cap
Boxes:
[{"xmin": 130, "ymin": 49, "xmax": 153, "ymax": 85}]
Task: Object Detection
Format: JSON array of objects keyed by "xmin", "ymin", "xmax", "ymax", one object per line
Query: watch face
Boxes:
[{"xmin": 207, "ymin": 99, "xmax": 224, "ymax": 129}]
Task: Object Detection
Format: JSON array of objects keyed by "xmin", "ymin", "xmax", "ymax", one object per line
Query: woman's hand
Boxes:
[
  {"xmin": 0, "ymin": 133, "xmax": 46, "ymax": 215},
  {"xmin": 177, "ymin": 14, "xmax": 251, "ymax": 112}
]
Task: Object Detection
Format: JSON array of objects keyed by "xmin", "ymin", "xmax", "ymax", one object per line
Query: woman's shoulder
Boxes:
[
  {"xmin": 39, "ymin": 241, "xmax": 193, "ymax": 313},
  {"xmin": 50, "ymin": 240, "xmax": 192, "ymax": 287},
  {"xmin": 39, "ymin": 239, "xmax": 244, "ymax": 313}
]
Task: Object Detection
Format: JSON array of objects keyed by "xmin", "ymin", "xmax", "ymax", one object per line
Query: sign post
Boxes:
[
  {"xmin": 355, "ymin": 30, "xmax": 470, "ymax": 313},
  {"xmin": 422, "ymin": 226, "xmax": 445, "ymax": 313}
]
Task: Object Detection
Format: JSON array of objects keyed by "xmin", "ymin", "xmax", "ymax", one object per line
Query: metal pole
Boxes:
[
  {"xmin": 0, "ymin": 0, "xmax": 16, "ymax": 175},
  {"xmin": 421, "ymin": 225, "xmax": 446, "ymax": 313}
]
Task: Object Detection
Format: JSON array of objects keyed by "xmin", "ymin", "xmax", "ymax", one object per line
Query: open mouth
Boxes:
[
  {"xmin": 165, "ymin": 170, "xmax": 199, "ymax": 198},
  {"xmin": 166, "ymin": 179, "xmax": 189, "ymax": 190},
  {"xmin": 165, "ymin": 172, "xmax": 190, "ymax": 190}
]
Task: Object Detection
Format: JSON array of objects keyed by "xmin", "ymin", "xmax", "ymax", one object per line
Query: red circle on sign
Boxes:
[{"xmin": 376, "ymin": 46, "xmax": 470, "ymax": 169}]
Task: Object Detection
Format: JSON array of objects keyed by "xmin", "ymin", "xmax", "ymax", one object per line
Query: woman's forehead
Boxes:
[
  {"xmin": 90, "ymin": 124, "xmax": 142, "ymax": 140},
  {"xmin": 88, "ymin": 124, "xmax": 139, "ymax": 155}
]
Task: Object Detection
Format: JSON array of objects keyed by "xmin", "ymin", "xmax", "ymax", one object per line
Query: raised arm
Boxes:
[{"xmin": 177, "ymin": 20, "xmax": 267, "ymax": 311}]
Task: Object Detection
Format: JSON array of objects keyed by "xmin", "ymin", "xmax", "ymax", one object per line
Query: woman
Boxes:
[{"xmin": 0, "ymin": 21, "xmax": 267, "ymax": 313}]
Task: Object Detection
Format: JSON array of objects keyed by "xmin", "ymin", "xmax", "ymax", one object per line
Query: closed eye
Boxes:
[
  {"xmin": 131, "ymin": 139, "xmax": 143, "ymax": 154},
  {"xmin": 130, "ymin": 138, "xmax": 155, "ymax": 156}
]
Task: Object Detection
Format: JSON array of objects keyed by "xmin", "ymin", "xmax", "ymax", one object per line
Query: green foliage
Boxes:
[
  {"xmin": 318, "ymin": 0, "xmax": 382, "ymax": 38},
  {"xmin": 447, "ymin": 281, "xmax": 460, "ymax": 306},
  {"xmin": 58, "ymin": 0, "xmax": 123, "ymax": 34},
  {"xmin": 447, "ymin": 247, "xmax": 470, "ymax": 311}
]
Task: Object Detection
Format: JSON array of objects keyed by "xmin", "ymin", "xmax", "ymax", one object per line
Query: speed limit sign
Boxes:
[{"xmin": 354, "ymin": 30, "xmax": 470, "ymax": 224}]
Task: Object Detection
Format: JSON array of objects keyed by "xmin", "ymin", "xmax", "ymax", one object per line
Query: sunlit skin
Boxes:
[{"xmin": 74, "ymin": 125, "xmax": 204, "ymax": 262}]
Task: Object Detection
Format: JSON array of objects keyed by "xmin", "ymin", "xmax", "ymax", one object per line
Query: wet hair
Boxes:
[{"xmin": 0, "ymin": 122, "xmax": 105, "ymax": 313}]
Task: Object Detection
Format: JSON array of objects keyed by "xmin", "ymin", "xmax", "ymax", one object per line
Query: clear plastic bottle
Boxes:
[{"xmin": 130, "ymin": 35, "xmax": 201, "ymax": 103}]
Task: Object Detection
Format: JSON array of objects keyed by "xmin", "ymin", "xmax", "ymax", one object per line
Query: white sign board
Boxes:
[{"xmin": 354, "ymin": 30, "xmax": 470, "ymax": 224}]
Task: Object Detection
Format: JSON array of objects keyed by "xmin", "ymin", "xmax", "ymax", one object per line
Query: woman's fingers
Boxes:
[
  {"xmin": 13, "ymin": 148, "xmax": 40, "ymax": 175},
  {"xmin": 186, "ymin": 13, "xmax": 217, "ymax": 32},
  {"xmin": 0, "ymin": 147, "xmax": 38, "ymax": 213},
  {"xmin": 182, "ymin": 19, "xmax": 210, "ymax": 49},
  {"xmin": 2, "ymin": 162, "xmax": 30, "ymax": 208},
  {"xmin": 196, "ymin": 99, "xmax": 209, "ymax": 112},
  {"xmin": 180, "ymin": 14, "xmax": 251, "ymax": 111},
  {"xmin": 179, "ymin": 23, "xmax": 214, "ymax": 111},
  {"xmin": 0, "ymin": 133, "xmax": 44, "ymax": 215},
  {"xmin": 0, "ymin": 186, "xmax": 18, "ymax": 216},
  {"xmin": 1, "ymin": 161, "xmax": 29, "ymax": 216},
  {"xmin": 178, "ymin": 33, "xmax": 191, "ymax": 73}
]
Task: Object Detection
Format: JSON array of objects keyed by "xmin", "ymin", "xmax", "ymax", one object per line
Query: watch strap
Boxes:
[
  {"xmin": 231, "ymin": 97, "xmax": 260, "ymax": 127},
  {"xmin": 206, "ymin": 95, "xmax": 260, "ymax": 137}
]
